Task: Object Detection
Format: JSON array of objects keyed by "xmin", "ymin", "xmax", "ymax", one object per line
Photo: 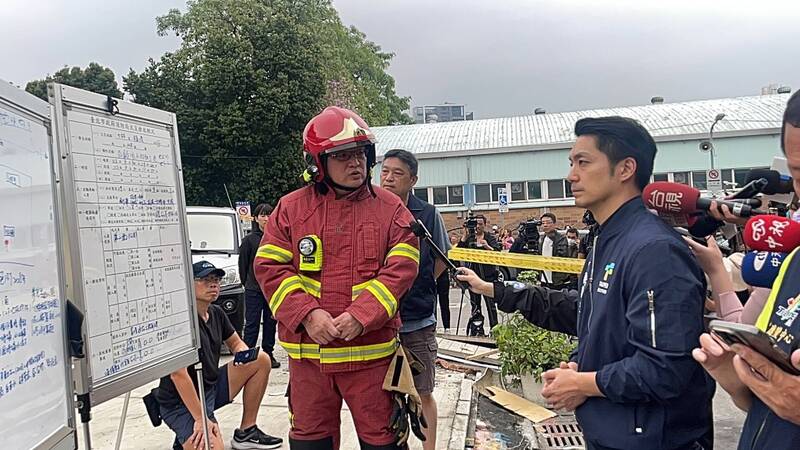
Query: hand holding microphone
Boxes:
[{"xmin": 643, "ymin": 182, "xmax": 765, "ymax": 219}]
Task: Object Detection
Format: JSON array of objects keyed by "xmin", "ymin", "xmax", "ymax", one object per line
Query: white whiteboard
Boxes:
[
  {"xmin": 0, "ymin": 81, "xmax": 76, "ymax": 449},
  {"xmin": 51, "ymin": 84, "xmax": 200, "ymax": 406}
]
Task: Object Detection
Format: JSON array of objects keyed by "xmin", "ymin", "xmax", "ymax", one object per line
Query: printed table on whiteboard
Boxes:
[{"xmin": 66, "ymin": 110, "xmax": 192, "ymax": 382}]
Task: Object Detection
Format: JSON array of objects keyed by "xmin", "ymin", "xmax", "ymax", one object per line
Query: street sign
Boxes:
[
  {"xmin": 706, "ymin": 169, "xmax": 722, "ymax": 193},
  {"xmin": 236, "ymin": 201, "xmax": 251, "ymax": 222},
  {"xmin": 498, "ymin": 187, "xmax": 509, "ymax": 213}
]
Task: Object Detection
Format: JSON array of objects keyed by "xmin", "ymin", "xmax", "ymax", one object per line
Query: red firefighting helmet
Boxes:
[{"xmin": 302, "ymin": 106, "xmax": 377, "ymax": 183}]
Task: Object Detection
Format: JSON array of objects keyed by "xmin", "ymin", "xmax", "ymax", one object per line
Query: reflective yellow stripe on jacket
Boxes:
[
  {"xmin": 269, "ymin": 276, "xmax": 304, "ymax": 314},
  {"xmin": 386, "ymin": 243, "xmax": 420, "ymax": 264},
  {"xmin": 256, "ymin": 244, "xmax": 293, "ymax": 263},
  {"xmin": 351, "ymin": 279, "xmax": 398, "ymax": 317},
  {"xmin": 279, "ymin": 338, "xmax": 398, "ymax": 363},
  {"xmin": 269, "ymin": 274, "xmax": 321, "ymax": 315}
]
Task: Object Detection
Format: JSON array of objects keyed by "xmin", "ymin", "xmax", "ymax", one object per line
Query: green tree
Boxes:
[
  {"xmin": 25, "ymin": 63, "xmax": 123, "ymax": 101},
  {"xmin": 125, "ymin": 0, "xmax": 411, "ymax": 206}
]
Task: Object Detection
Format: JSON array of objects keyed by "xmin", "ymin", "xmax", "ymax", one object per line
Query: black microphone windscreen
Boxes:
[{"xmin": 688, "ymin": 214, "xmax": 723, "ymax": 238}]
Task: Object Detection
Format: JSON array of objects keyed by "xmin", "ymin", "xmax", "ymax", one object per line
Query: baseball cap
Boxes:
[{"xmin": 193, "ymin": 260, "xmax": 226, "ymax": 279}]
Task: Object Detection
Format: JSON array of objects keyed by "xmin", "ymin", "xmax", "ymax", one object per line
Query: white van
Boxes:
[{"xmin": 186, "ymin": 206, "xmax": 245, "ymax": 334}]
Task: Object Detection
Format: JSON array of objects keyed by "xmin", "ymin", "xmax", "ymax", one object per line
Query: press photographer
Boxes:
[
  {"xmin": 510, "ymin": 213, "xmax": 571, "ymax": 288},
  {"xmin": 457, "ymin": 213, "xmax": 501, "ymax": 335},
  {"xmin": 509, "ymin": 217, "xmax": 541, "ymax": 254}
]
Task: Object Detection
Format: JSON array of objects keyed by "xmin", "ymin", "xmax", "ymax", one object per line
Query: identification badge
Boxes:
[{"xmin": 298, "ymin": 235, "xmax": 323, "ymax": 272}]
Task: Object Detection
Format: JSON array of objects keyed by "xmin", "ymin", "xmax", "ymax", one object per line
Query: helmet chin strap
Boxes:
[{"xmin": 324, "ymin": 174, "xmax": 360, "ymax": 193}]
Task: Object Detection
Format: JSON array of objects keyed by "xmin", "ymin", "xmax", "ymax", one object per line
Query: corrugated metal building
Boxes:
[{"xmin": 373, "ymin": 94, "xmax": 789, "ymax": 231}]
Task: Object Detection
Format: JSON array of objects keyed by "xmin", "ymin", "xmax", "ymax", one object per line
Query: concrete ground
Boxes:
[
  {"xmin": 78, "ymin": 345, "xmax": 471, "ymax": 450},
  {"xmin": 79, "ymin": 288, "xmax": 746, "ymax": 449}
]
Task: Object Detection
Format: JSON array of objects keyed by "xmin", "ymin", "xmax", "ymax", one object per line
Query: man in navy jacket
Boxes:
[{"xmin": 458, "ymin": 116, "xmax": 714, "ymax": 450}]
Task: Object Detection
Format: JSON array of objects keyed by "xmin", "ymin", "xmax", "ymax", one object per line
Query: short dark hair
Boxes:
[
  {"xmin": 254, "ymin": 203, "xmax": 273, "ymax": 216},
  {"xmin": 251, "ymin": 203, "xmax": 273, "ymax": 232},
  {"xmin": 783, "ymin": 90, "xmax": 800, "ymax": 154},
  {"xmin": 383, "ymin": 149, "xmax": 418, "ymax": 177},
  {"xmin": 566, "ymin": 227, "xmax": 579, "ymax": 236},
  {"xmin": 574, "ymin": 116, "xmax": 657, "ymax": 191},
  {"xmin": 540, "ymin": 212, "xmax": 557, "ymax": 223}
]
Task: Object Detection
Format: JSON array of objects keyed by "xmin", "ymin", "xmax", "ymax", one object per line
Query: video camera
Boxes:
[
  {"xmin": 463, "ymin": 212, "xmax": 486, "ymax": 248},
  {"xmin": 517, "ymin": 218, "xmax": 542, "ymax": 253}
]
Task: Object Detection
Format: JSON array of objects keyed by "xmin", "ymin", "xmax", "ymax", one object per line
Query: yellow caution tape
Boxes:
[{"xmin": 448, "ymin": 248, "xmax": 585, "ymax": 274}]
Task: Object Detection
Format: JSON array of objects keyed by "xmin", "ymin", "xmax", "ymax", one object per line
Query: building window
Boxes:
[
  {"xmin": 413, "ymin": 188, "xmax": 429, "ymax": 203},
  {"xmin": 653, "ymin": 173, "xmax": 668, "ymax": 182},
  {"xmin": 692, "ymin": 171, "xmax": 707, "ymax": 190},
  {"xmin": 721, "ymin": 169, "xmax": 733, "ymax": 185},
  {"xmin": 510, "ymin": 182, "xmax": 526, "ymax": 201},
  {"xmin": 673, "ymin": 172, "xmax": 690, "ymax": 185},
  {"xmin": 432, "ymin": 187, "xmax": 448, "ymax": 205},
  {"xmin": 475, "ymin": 184, "xmax": 490, "ymax": 203},
  {"xmin": 547, "ymin": 179, "xmax": 564, "ymax": 199},
  {"xmin": 448, "ymin": 185, "xmax": 463, "ymax": 204},
  {"xmin": 565, "ymin": 180, "xmax": 573, "ymax": 197},
  {"xmin": 527, "ymin": 181, "xmax": 542, "ymax": 200},
  {"xmin": 491, "ymin": 183, "xmax": 506, "ymax": 202},
  {"xmin": 733, "ymin": 169, "xmax": 749, "ymax": 188}
]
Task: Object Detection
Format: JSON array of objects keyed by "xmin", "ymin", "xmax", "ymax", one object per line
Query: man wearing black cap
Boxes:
[{"xmin": 155, "ymin": 261, "xmax": 283, "ymax": 450}]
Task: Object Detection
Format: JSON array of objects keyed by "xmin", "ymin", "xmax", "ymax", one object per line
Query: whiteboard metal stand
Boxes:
[
  {"xmin": 0, "ymin": 79, "xmax": 78, "ymax": 450},
  {"xmin": 49, "ymin": 83, "xmax": 203, "ymax": 449}
]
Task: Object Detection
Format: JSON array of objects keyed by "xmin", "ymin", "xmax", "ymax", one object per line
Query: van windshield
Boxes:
[{"xmin": 187, "ymin": 213, "xmax": 237, "ymax": 253}]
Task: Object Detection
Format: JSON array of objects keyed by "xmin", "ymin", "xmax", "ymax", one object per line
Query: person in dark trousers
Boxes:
[
  {"xmin": 156, "ymin": 261, "xmax": 282, "ymax": 450},
  {"xmin": 238, "ymin": 203, "xmax": 280, "ymax": 368},
  {"xmin": 457, "ymin": 216, "xmax": 501, "ymax": 335},
  {"xmin": 457, "ymin": 116, "xmax": 714, "ymax": 450}
]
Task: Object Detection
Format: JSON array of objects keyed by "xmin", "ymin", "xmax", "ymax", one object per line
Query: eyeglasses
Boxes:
[
  {"xmin": 195, "ymin": 276, "xmax": 221, "ymax": 285},
  {"xmin": 328, "ymin": 149, "xmax": 367, "ymax": 162}
]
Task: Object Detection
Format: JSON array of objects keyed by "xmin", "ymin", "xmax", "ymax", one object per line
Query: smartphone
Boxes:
[
  {"xmin": 675, "ymin": 227, "xmax": 708, "ymax": 247},
  {"xmin": 234, "ymin": 347, "xmax": 260, "ymax": 366},
  {"xmin": 708, "ymin": 320, "xmax": 800, "ymax": 376}
]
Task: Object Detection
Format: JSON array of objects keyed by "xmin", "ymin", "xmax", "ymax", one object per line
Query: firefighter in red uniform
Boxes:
[{"xmin": 254, "ymin": 106, "xmax": 420, "ymax": 450}]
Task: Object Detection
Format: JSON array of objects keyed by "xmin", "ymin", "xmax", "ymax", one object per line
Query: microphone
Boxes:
[
  {"xmin": 643, "ymin": 182, "xmax": 765, "ymax": 218},
  {"xmin": 741, "ymin": 250, "xmax": 787, "ymax": 288},
  {"xmin": 744, "ymin": 215, "xmax": 800, "ymax": 252},
  {"xmin": 688, "ymin": 215, "xmax": 724, "ymax": 238},
  {"xmin": 686, "ymin": 179, "xmax": 766, "ymax": 237},
  {"xmin": 746, "ymin": 169, "xmax": 793, "ymax": 195},
  {"xmin": 730, "ymin": 177, "xmax": 768, "ymax": 200}
]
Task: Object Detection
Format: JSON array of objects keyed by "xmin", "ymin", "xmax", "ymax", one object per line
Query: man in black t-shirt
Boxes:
[{"xmin": 156, "ymin": 261, "xmax": 283, "ymax": 450}]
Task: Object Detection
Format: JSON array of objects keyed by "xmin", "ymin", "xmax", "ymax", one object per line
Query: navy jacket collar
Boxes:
[
  {"xmin": 597, "ymin": 196, "xmax": 644, "ymax": 238},
  {"xmin": 406, "ymin": 192, "xmax": 425, "ymax": 212}
]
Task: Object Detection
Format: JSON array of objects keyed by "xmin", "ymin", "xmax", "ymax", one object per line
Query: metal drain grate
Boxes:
[{"xmin": 534, "ymin": 415, "xmax": 585, "ymax": 449}]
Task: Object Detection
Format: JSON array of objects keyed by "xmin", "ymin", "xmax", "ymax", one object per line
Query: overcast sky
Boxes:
[{"xmin": 2, "ymin": 0, "xmax": 799, "ymax": 119}]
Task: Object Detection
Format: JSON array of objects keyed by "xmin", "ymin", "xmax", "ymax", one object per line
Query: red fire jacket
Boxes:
[{"xmin": 254, "ymin": 184, "xmax": 419, "ymax": 373}]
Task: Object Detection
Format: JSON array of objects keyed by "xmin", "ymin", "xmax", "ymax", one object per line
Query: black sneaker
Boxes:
[
  {"xmin": 267, "ymin": 352, "xmax": 281, "ymax": 369},
  {"xmin": 232, "ymin": 425, "xmax": 283, "ymax": 449}
]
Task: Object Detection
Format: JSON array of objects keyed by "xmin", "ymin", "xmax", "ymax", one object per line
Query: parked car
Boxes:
[{"xmin": 186, "ymin": 206, "xmax": 245, "ymax": 336}]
